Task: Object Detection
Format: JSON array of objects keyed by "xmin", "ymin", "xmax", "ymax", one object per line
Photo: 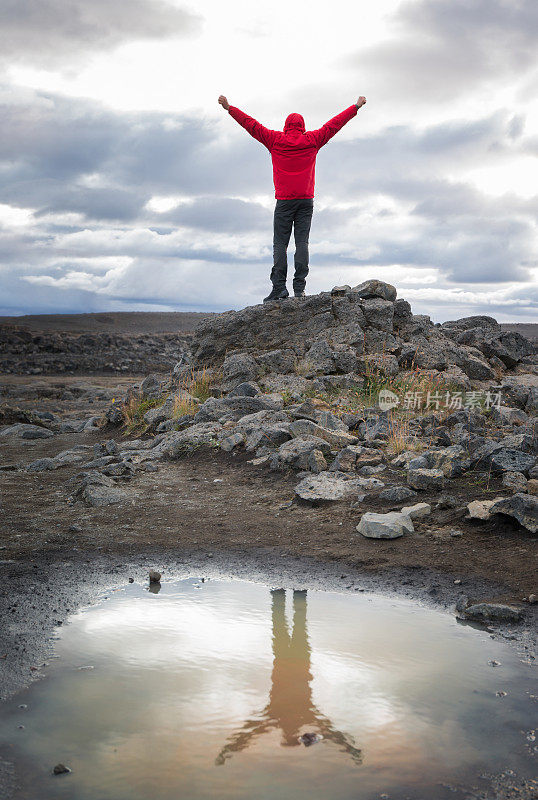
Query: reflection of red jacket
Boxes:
[{"xmin": 228, "ymin": 105, "xmax": 358, "ymax": 200}]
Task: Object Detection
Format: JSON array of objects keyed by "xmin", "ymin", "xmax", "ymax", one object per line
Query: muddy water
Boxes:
[{"xmin": 0, "ymin": 578, "xmax": 536, "ymax": 799}]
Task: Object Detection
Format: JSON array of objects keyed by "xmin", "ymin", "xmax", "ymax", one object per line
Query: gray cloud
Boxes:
[
  {"xmin": 1, "ymin": 89, "xmax": 537, "ymax": 317},
  {"xmin": 162, "ymin": 198, "xmax": 271, "ymax": 233},
  {"xmin": 345, "ymin": 0, "xmax": 538, "ymax": 103},
  {"xmin": 0, "ymin": 0, "xmax": 202, "ymax": 70}
]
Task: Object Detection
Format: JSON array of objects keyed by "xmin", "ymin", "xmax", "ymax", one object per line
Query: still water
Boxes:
[{"xmin": 0, "ymin": 578, "xmax": 536, "ymax": 799}]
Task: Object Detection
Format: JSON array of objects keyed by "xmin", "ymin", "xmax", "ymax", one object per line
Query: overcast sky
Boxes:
[{"xmin": 1, "ymin": 0, "xmax": 537, "ymax": 321}]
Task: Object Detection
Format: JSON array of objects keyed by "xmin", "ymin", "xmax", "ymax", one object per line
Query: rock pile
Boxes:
[
  {"xmin": 83, "ymin": 282, "xmax": 538, "ymax": 540},
  {"xmin": 191, "ymin": 281, "xmax": 535, "ymax": 384}
]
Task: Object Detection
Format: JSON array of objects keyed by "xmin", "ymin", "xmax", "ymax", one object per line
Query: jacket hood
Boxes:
[{"xmin": 284, "ymin": 113, "xmax": 305, "ymax": 133}]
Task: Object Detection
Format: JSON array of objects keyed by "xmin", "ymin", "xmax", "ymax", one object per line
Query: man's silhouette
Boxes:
[
  {"xmin": 215, "ymin": 589, "xmax": 362, "ymax": 766},
  {"xmin": 218, "ymin": 95, "xmax": 366, "ymax": 302}
]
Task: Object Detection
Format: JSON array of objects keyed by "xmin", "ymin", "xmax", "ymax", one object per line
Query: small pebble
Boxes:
[
  {"xmin": 488, "ymin": 660, "xmax": 501, "ymax": 667},
  {"xmin": 149, "ymin": 570, "xmax": 161, "ymax": 584},
  {"xmin": 128, "ymin": 577, "xmax": 134, "ymax": 583},
  {"xmin": 53, "ymin": 763, "xmax": 71, "ymax": 775}
]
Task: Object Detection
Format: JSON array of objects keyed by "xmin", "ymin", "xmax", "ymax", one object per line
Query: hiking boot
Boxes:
[
  {"xmin": 263, "ymin": 287, "xmax": 289, "ymax": 303},
  {"xmin": 294, "ymin": 290, "xmax": 306, "ymax": 299}
]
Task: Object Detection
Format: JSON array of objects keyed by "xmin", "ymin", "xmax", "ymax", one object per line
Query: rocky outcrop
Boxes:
[{"xmin": 191, "ymin": 285, "xmax": 536, "ymax": 382}]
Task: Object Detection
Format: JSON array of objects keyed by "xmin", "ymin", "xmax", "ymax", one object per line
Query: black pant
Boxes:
[{"xmin": 272, "ymin": 198, "xmax": 314, "ymax": 293}]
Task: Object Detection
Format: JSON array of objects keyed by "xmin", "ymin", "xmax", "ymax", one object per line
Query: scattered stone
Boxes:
[
  {"xmin": 407, "ymin": 468, "xmax": 445, "ymax": 491},
  {"xmin": 400, "ymin": 502, "xmax": 431, "ymax": 519},
  {"xmin": 295, "ymin": 471, "xmax": 366, "ymax": 502},
  {"xmin": 449, "ymin": 529, "xmax": 463, "ymax": 538},
  {"xmin": 53, "ymin": 764, "xmax": 71, "ymax": 775},
  {"xmin": 149, "ymin": 570, "xmax": 161, "ymax": 584},
  {"xmin": 378, "ymin": 486, "xmax": 417, "ymax": 503},
  {"xmin": 81, "ymin": 484, "xmax": 129, "ymax": 507},
  {"xmin": 466, "ymin": 498, "xmax": 505, "ymax": 521},
  {"xmin": 356, "ymin": 511, "xmax": 414, "ymax": 539}
]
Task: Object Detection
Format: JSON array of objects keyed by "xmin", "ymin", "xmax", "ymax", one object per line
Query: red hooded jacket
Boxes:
[{"xmin": 228, "ymin": 105, "xmax": 358, "ymax": 200}]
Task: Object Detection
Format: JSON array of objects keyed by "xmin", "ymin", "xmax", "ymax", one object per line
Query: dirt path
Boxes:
[{"xmin": 1, "ymin": 432, "xmax": 535, "ymax": 603}]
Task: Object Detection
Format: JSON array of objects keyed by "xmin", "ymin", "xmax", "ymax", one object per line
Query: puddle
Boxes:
[{"xmin": 0, "ymin": 578, "xmax": 536, "ymax": 799}]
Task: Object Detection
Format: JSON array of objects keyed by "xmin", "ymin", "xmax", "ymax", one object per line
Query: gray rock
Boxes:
[
  {"xmin": 490, "ymin": 449, "xmax": 535, "ymax": 476},
  {"xmin": 295, "ymin": 471, "xmax": 366, "ymax": 502},
  {"xmin": 502, "ymin": 471, "xmax": 528, "ymax": 491},
  {"xmin": 360, "ymin": 298, "xmax": 394, "ymax": 332},
  {"xmin": 227, "ymin": 381, "xmax": 261, "ymax": 397},
  {"xmin": 273, "ymin": 437, "xmax": 332, "ymax": 470},
  {"xmin": 26, "ymin": 457, "xmax": 56, "ymax": 472},
  {"xmin": 407, "ymin": 468, "xmax": 445, "ymax": 490},
  {"xmin": 400, "ymin": 502, "xmax": 431, "ymax": 519},
  {"xmin": 220, "ymin": 432, "xmax": 245, "ymax": 452},
  {"xmin": 356, "ymin": 511, "xmax": 413, "ymax": 539},
  {"xmin": 426, "ymin": 444, "xmax": 469, "ymax": 477},
  {"xmin": 141, "ymin": 374, "xmax": 165, "ymax": 398},
  {"xmin": 462, "ymin": 603, "xmax": 523, "ymax": 623},
  {"xmin": 351, "ymin": 279, "xmax": 397, "ymax": 302},
  {"xmin": 489, "ymin": 492, "xmax": 538, "ymax": 533},
  {"xmin": 194, "ymin": 394, "xmax": 283, "ymax": 423},
  {"xmin": 466, "ymin": 498, "xmax": 505, "ymax": 520},
  {"xmin": 244, "ymin": 424, "xmax": 291, "ymax": 451},
  {"xmin": 234, "ymin": 409, "xmax": 289, "ymax": 431},
  {"xmin": 307, "ymin": 449, "xmax": 327, "ymax": 473},
  {"xmin": 289, "ymin": 419, "xmax": 358, "ymax": 448},
  {"xmin": 149, "ymin": 569, "xmax": 161, "ymax": 584},
  {"xmin": 0, "ymin": 423, "xmax": 54, "ymax": 439},
  {"xmin": 143, "ymin": 396, "xmax": 176, "ymax": 427},
  {"xmin": 81, "ymin": 484, "xmax": 128, "ymax": 507},
  {"xmin": 256, "ymin": 349, "xmax": 296, "ymax": 374},
  {"xmin": 160, "ymin": 423, "xmax": 223, "ymax": 457},
  {"xmin": 222, "ymin": 352, "xmax": 259, "ymax": 390},
  {"xmin": 378, "ymin": 485, "xmax": 417, "ymax": 502}
]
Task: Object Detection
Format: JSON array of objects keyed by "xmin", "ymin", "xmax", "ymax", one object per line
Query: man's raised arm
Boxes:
[
  {"xmin": 218, "ymin": 95, "xmax": 276, "ymax": 150},
  {"xmin": 311, "ymin": 96, "xmax": 366, "ymax": 150}
]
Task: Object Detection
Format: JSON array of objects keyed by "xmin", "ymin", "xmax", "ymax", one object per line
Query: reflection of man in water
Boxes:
[{"xmin": 216, "ymin": 589, "xmax": 362, "ymax": 765}]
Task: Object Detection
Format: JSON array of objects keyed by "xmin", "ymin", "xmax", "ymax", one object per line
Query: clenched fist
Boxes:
[
  {"xmin": 218, "ymin": 95, "xmax": 230, "ymax": 111},
  {"xmin": 356, "ymin": 96, "xmax": 366, "ymax": 108}
]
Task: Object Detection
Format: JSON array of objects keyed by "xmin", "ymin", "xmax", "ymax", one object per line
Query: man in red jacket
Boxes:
[{"xmin": 218, "ymin": 94, "xmax": 366, "ymax": 302}]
